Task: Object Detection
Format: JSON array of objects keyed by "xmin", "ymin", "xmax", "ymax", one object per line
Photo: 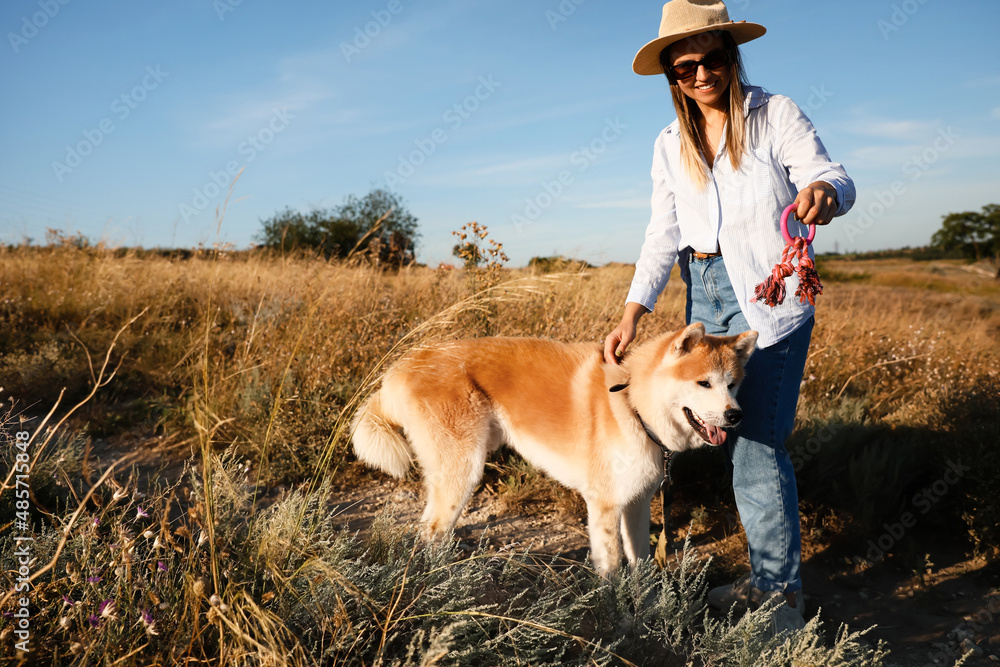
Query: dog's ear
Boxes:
[
  {"xmin": 673, "ymin": 322, "xmax": 705, "ymax": 355},
  {"xmin": 732, "ymin": 330, "xmax": 758, "ymax": 366}
]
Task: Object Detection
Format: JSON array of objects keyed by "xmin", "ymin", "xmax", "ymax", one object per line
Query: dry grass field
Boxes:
[{"xmin": 1, "ymin": 240, "xmax": 998, "ymax": 665}]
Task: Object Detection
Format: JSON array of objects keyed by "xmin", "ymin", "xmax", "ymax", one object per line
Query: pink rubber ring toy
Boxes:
[{"xmin": 780, "ymin": 204, "xmax": 816, "ymax": 245}]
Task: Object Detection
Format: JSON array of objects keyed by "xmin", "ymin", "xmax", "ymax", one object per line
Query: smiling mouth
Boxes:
[
  {"xmin": 683, "ymin": 407, "xmax": 727, "ymax": 445},
  {"xmin": 694, "ymin": 81, "xmax": 717, "ymax": 91}
]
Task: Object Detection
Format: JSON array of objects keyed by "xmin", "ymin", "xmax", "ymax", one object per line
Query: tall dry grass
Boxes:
[
  {"xmin": 4, "ymin": 247, "xmax": 995, "ymax": 478},
  {"xmin": 0, "ymin": 243, "xmax": 683, "ymax": 482},
  {"xmin": 0, "ymin": 242, "xmax": 997, "ymax": 664}
]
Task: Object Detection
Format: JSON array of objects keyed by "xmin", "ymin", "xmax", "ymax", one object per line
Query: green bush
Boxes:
[{"xmin": 255, "ymin": 188, "xmax": 419, "ymax": 266}]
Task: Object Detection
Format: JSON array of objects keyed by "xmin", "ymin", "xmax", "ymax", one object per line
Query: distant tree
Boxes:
[
  {"xmin": 527, "ymin": 256, "xmax": 594, "ymax": 273},
  {"xmin": 932, "ymin": 210, "xmax": 988, "ymax": 260},
  {"xmin": 985, "ymin": 204, "xmax": 1000, "ymax": 264},
  {"xmin": 255, "ymin": 189, "xmax": 418, "ymax": 266},
  {"xmin": 256, "ymin": 207, "xmax": 322, "ymax": 253}
]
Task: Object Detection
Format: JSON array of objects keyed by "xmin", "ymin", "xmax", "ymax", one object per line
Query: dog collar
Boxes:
[
  {"xmin": 638, "ymin": 415, "xmax": 668, "ymax": 452},
  {"xmin": 639, "ymin": 414, "xmax": 675, "ymax": 531},
  {"xmin": 609, "ymin": 383, "xmax": 671, "ymax": 457}
]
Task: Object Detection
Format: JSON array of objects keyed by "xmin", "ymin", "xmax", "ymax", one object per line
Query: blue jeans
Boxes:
[{"xmin": 684, "ymin": 254, "xmax": 812, "ymax": 595}]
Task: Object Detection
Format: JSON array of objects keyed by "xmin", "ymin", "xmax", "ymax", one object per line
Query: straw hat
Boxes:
[{"xmin": 632, "ymin": 0, "xmax": 766, "ymax": 76}]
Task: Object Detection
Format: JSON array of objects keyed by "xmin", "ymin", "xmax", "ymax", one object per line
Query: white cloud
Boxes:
[
  {"xmin": 576, "ymin": 197, "xmax": 649, "ymax": 210},
  {"xmin": 414, "ymin": 154, "xmax": 574, "ymax": 187},
  {"xmin": 463, "ymin": 157, "xmax": 568, "ymax": 178},
  {"xmin": 839, "ymin": 109, "xmax": 940, "ymax": 141},
  {"xmin": 202, "ymin": 87, "xmax": 334, "ymax": 135},
  {"xmin": 846, "ymin": 132, "xmax": 1000, "ymax": 172},
  {"xmin": 846, "ymin": 143, "xmax": 929, "ymax": 170},
  {"xmin": 467, "ymin": 95, "xmax": 642, "ymax": 137},
  {"xmin": 960, "ymin": 74, "xmax": 1000, "ymax": 88}
]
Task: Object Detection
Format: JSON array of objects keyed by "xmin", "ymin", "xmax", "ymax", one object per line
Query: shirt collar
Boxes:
[{"xmin": 743, "ymin": 85, "xmax": 769, "ymax": 115}]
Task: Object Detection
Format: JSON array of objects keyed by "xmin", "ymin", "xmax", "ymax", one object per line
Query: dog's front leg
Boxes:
[
  {"xmin": 620, "ymin": 494, "xmax": 652, "ymax": 567},
  {"xmin": 586, "ymin": 500, "xmax": 623, "ymax": 577}
]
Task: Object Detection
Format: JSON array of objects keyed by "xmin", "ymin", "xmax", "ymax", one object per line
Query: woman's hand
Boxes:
[
  {"xmin": 604, "ymin": 302, "xmax": 649, "ymax": 364},
  {"xmin": 793, "ymin": 181, "xmax": 838, "ymax": 226}
]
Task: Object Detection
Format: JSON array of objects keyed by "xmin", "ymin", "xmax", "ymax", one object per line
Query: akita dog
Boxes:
[{"xmin": 351, "ymin": 323, "xmax": 757, "ymax": 576}]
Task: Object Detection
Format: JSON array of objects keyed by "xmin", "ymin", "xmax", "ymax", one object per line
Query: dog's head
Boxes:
[{"xmin": 617, "ymin": 323, "xmax": 758, "ymax": 451}]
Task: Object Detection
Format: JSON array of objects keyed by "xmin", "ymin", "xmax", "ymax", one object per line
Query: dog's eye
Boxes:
[{"xmin": 697, "ymin": 380, "xmax": 711, "ymax": 388}]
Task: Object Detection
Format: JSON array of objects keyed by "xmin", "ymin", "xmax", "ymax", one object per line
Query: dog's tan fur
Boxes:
[{"xmin": 351, "ymin": 323, "xmax": 757, "ymax": 575}]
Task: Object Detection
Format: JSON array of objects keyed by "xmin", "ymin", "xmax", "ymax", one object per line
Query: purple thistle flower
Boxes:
[
  {"xmin": 136, "ymin": 506, "xmax": 149, "ymax": 519},
  {"xmin": 141, "ymin": 608, "xmax": 159, "ymax": 636},
  {"xmin": 87, "ymin": 614, "xmax": 100, "ymax": 628},
  {"xmin": 92, "ymin": 516, "xmax": 99, "ymax": 527},
  {"xmin": 87, "ymin": 575, "xmax": 101, "ymax": 584},
  {"xmin": 62, "ymin": 595, "xmax": 76, "ymax": 607},
  {"xmin": 157, "ymin": 561, "xmax": 167, "ymax": 572}
]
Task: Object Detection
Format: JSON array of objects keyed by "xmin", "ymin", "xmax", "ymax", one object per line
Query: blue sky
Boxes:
[{"xmin": 2, "ymin": 0, "xmax": 999, "ymax": 266}]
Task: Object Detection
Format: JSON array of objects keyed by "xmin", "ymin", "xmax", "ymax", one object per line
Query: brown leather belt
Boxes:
[{"xmin": 690, "ymin": 249, "xmax": 722, "ymax": 260}]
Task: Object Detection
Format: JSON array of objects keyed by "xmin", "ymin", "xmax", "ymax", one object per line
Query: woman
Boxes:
[{"xmin": 604, "ymin": 0, "xmax": 855, "ymax": 634}]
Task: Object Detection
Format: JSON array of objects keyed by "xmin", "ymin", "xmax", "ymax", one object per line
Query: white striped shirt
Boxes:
[{"xmin": 626, "ymin": 85, "xmax": 856, "ymax": 348}]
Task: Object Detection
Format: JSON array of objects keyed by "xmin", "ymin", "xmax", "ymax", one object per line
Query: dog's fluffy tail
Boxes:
[{"xmin": 350, "ymin": 387, "xmax": 413, "ymax": 479}]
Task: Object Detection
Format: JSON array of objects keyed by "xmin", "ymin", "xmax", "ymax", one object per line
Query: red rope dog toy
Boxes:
[{"xmin": 752, "ymin": 204, "xmax": 822, "ymax": 308}]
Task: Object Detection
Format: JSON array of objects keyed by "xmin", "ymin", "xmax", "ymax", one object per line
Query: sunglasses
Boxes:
[{"xmin": 666, "ymin": 48, "xmax": 731, "ymax": 81}]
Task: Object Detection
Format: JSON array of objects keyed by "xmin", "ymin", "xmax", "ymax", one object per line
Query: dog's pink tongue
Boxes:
[{"xmin": 706, "ymin": 425, "xmax": 727, "ymax": 445}]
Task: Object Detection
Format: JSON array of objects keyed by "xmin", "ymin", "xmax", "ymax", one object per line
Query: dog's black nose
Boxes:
[{"xmin": 724, "ymin": 409, "xmax": 742, "ymax": 426}]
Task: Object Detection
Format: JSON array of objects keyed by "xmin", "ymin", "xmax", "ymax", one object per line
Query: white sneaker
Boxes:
[
  {"xmin": 708, "ymin": 574, "xmax": 805, "ymax": 635},
  {"xmin": 707, "ymin": 573, "xmax": 762, "ymax": 612},
  {"xmin": 764, "ymin": 589, "xmax": 805, "ymax": 635}
]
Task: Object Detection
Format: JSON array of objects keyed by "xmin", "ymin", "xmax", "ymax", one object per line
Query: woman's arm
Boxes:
[
  {"xmin": 604, "ymin": 301, "xmax": 650, "ymax": 364},
  {"xmin": 605, "ymin": 132, "xmax": 681, "ymax": 365},
  {"xmin": 773, "ymin": 96, "xmax": 856, "ymax": 226},
  {"xmin": 626, "ymin": 134, "xmax": 683, "ymax": 309}
]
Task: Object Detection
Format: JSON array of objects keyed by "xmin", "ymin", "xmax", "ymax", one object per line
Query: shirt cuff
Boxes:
[
  {"xmin": 830, "ymin": 180, "xmax": 846, "ymax": 216},
  {"xmin": 625, "ymin": 283, "xmax": 660, "ymax": 313}
]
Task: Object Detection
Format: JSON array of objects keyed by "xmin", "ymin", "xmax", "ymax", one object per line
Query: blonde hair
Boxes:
[{"xmin": 660, "ymin": 31, "xmax": 751, "ymax": 190}]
